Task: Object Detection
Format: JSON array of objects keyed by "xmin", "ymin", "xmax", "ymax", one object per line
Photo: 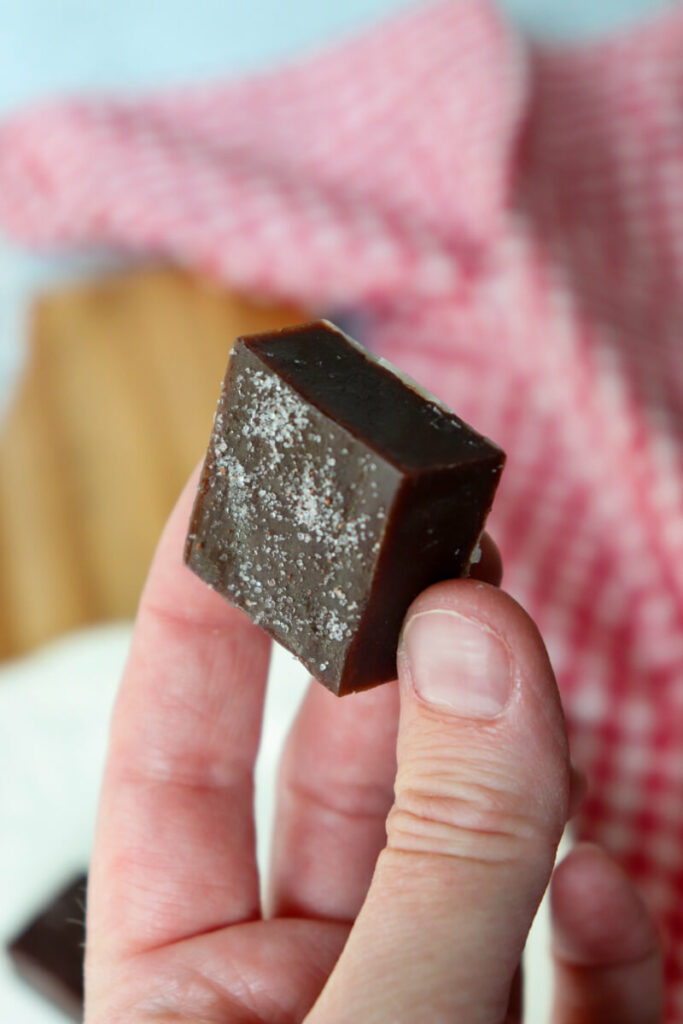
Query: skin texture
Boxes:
[{"xmin": 85, "ymin": 470, "xmax": 663, "ymax": 1023}]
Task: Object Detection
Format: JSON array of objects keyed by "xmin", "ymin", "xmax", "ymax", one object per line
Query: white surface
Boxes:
[
  {"xmin": 0, "ymin": 622, "xmax": 563, "ymax": 1022},
  {"xmin": 0, "ymin": 624, "xmax": 129, "ymax": 1024},
  {"xmin": 0, "ymin": 624, "xmax": 310, "ymax": 1023}
]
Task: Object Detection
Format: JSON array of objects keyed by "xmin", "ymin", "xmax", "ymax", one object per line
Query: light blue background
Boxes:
[
  {"xmin": 0, "ymin": 0, "xmax": 678, "ymax": 409},
  {"xmin": 0, "ymin": 0, "xmax": 678, "ymax": 113}
]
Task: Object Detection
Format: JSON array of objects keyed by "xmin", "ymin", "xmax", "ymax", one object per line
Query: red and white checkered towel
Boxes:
[{"xmin": 2, "ymin": 0, "xmax": 683, "ymax": 1011}]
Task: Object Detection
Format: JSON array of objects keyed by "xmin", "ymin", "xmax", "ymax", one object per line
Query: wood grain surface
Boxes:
[{"xmin": 0, "ymin": 268, "xmax": 304, "ymax": 661}]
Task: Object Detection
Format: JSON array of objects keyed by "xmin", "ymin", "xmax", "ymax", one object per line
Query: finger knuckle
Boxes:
[{"xmin": 386, "ymin": 765, "xmax": 547, "ymax": 866}]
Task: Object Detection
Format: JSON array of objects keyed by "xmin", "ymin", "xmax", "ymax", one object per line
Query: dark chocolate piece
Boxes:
[
  {"xmin": 185, "ymin": 320, "xmax": 505, "ymax": 695},
  {"xmin": 7, "ymin": 874, "xmax": 87, "ymax": 1021}
]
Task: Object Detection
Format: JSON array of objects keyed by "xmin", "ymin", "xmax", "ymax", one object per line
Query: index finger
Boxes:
[{"xmin": 87, "ymin": 468, "xmax": 271, "ymax": 963}]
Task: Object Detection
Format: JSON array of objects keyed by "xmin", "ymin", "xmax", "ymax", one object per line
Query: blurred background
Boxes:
[{"xmin": 0, "ymin": 0, "xmax": 677, "ymax": 1021}]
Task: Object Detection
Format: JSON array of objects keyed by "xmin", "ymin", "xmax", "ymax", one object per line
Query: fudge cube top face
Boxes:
[
  {"xmin": 185, "ymin": 321, "xmax": 505, "ymax": 694},
  {"xmin": 244, "ymin": 320, "xmax": 500, "ymax": 473}
]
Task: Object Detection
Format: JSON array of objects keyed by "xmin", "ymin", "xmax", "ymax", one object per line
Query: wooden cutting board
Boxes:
[{"xmin": 0, "ymin": 268, "xmax": 304, "ymax": 661}]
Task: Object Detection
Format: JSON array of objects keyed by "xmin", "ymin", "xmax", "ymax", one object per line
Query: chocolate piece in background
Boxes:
[
  {"xmin": 7, "ymin": 873, "xmax": 87, "ymax": 1021},
  {"xmin": 186, "ymin": 320, "xmax": 505, "ymax": 695}
]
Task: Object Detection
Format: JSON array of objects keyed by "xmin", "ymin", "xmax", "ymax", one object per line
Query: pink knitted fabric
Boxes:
[{"xmin": 2, "ymin": 0, "xmax": 682, "ymax": 1011}]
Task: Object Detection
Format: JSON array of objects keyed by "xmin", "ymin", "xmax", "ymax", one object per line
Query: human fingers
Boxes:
[
  {"xmin": 269, "ymin": 679, "xmax": 399, "ymax": 920},
  {"xmin": 568, "ymin": 762, "xmax": 587, "ymax": 818},
  {"xmin": 305, "ymin": 579, "xmax": 570, "ymax": 1024},
  {"xmin": 501, "ymin": 763, "xmax": 585, "ymax": 1024},
  {"xmin": 87, "ymin": 468, "xmax": 270, "ymax": 967},
  {"xmin": 270, "ymin": 534, "xmax": 502, "ymax": 922},
  {"xmin": 550, "ymin": 842, "xmax": 663, "ymax": 1023}
]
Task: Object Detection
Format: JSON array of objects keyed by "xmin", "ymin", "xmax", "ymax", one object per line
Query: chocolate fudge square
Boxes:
[{"xmin": 185, "ymin": 321, "xmax": 505, "ymax": 695}]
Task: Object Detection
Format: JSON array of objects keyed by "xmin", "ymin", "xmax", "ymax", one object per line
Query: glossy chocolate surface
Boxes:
[{"xmin": 185, "ymin": 321, "xmax": 505, "ymax": 694}]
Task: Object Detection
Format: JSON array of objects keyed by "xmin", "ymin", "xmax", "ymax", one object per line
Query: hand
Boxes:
[{"xmin": 85, "ymin": 471, "xmax": 662, "ymax": 1023}]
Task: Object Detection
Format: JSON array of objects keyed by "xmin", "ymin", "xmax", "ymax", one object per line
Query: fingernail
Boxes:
[{"xmin": 403, "ymin": 610, "xmax": 512, "ymax": 718}]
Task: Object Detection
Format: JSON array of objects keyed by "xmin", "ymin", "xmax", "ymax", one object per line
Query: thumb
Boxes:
[{"xmin": 306, "ymin": 580, "xmax": 570, "ymax": 1024}]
